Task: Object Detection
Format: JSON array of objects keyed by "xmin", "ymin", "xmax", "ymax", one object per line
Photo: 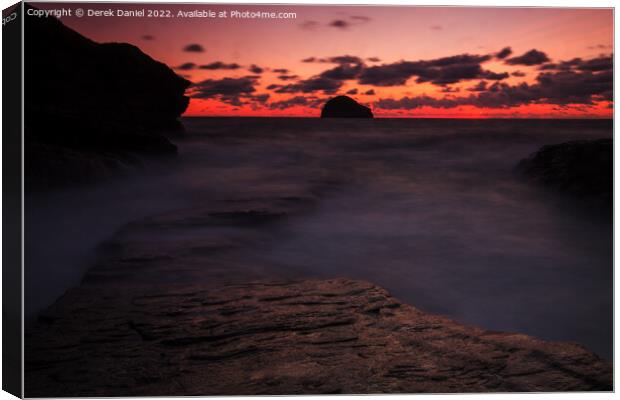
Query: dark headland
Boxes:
[
  {"xmin": 321, "ymin": 95, "xmax": 374, "ymax": 118},
  {"xmin": 24, "ymin": 5, "xmax": 190, "ymax": 189}
]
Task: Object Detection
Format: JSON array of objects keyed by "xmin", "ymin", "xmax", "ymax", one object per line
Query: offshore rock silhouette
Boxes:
[{"xmin": 321, "ymin": 95, "xmax": 374, "ymax": 118}]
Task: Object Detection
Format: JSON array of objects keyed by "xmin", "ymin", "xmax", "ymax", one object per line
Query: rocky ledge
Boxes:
[
  {"xmin": 321, "ymin": 95, "xmax": 374, "ymax": 118},
  {"xmin": 26, "ymin": 278, "xmax": 611, "ymax": 397},
  {"xmin": 517, "ymin": 138, "xmax": 612, "ymax": 212}
]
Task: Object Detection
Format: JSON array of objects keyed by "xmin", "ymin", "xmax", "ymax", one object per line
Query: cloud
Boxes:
[
  {"xmin": 190, "ymin": 52, "xmax": 610, "ymax": 111},
  {"xmin": 534, "ymin": 69, "xmax": 612, "ymax": 104},
  {"xmin": 539, "ymin": 58, "xmax": 582, "ymax": 71},
  {"xmin": 505, "ymin": 49, "xmax": 550, "ymax": 65},
  {"xmin": 428, "ymin": 54, "xmax": 492, "ymax": 66},
  {"xmin": 416, "ymin": 64, "xmax": 486, "ymax": 85},
  {"xmin": 588, "ymin": 44, "xmax": 612, "ymax": 50},
  {"xmin": 375, "ymin": 66, "xmax": 612, "ymax": 110},
  {"xmin": 300, "ymin": 55, "xmax": 366, "ymax": 82},
  {"xmin": 328, "ymin": 15, "xmax": 370, "ymax": 30},
  {"xmin": 367, "ymin": 57, "xmax": 381, "ymax": 62},
  {"xmin": 300, "ymin": 20, "xmax": 319, "ymax": 30},
  {"xmin": 329, "ymin": 55, "xmax": 364, "ymax": 64},
  {"xmin": 467, "ymin": 81, "xmax": 487, "ymax": 92},
  {"xmin": 471, "ymin": 82, "xmax": 546, "ymax": 108},
  {"xmin": 183, "ymin": 44, "xmax": 205, "ymax": 53},
  {"xmin": 376, "ymin": 95, "xmax": 465, "ymax": 110},
  {"xmin": 277, "ymin": 75, "xmax": 299, "ymax": 81},
  {"xmin": 295, "ymin": 76, "xmax": 343, "ymax": 94},
  {"xmin": 175, "ymin": 62, "xmax": 197, "ymax": 71},
  {"xmin": 495, "ymin": 47, "xmax": 512, "ymax": 59},
  {"xmin": 301, "ymin": 55, "xmax": 364, "ymax": 65},
  {"xmin": 269, "ymin": 96, "xmax": 309, "ymax": 110},
  {"xmin": 250, "ymin": 93, "xmax": 270, "ymax": 103},
  {"xmin": 538, "ymin": 55, "xmax": 612, "ymax": 73},
  {"xmin": 199, "ymin": 62, "xmax": 241, "ymax": 70},
  {"xmin": 191, "ymin": 77, "xmax": 258, "ymax": 105},
  {"xmin": 440, "ymin": 86, "xmax": 461, "ymax": 93},
  {"xmin": 430, "ymin": 25, "xmax": 443, "ymax": 31},
  {"xmin": 192, "ymin": 77, "xmax": 257, "ymax": 97},
  {"xmin": 358, "ymin": 53, "xmax": 500, "ymax": 86},
  {"xmin": 576, "ymin": 55, "xmax": 612, "ymax": 72},
  {"xmin": 481, "ymin": 70, "xmax": 510, "ymax": 80},
  {"xmin": 329, "ymin": 19, "xmax": 350, "ymax": 29},
  {"xmin": 271, "ymin": 76, "xmax": 343, "ymax": 94},
  {"xmin": 320, "ymin": 63, "xmax": 364, "ymax": 80},
  {"xmin": 141, "ymin": 35, "xmax": 155, "ymax": 41},
  {"xmin": 248, "ymin": 64, "xmax": 264, "ymax": 74},
  {"xmin": 538, "ymin": 63, "xmax": 560, "ymax": 71},
  {"xmin": 358, "ymin": 61, "xmax": 418, "ymax": 86}
]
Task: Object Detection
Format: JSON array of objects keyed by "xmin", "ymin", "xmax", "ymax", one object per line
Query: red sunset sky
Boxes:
[{"xmin": 35, "ymin": 3, "xmax": 613, "ymax": 118}]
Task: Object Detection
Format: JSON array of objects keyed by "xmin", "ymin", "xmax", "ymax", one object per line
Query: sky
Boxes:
[{"xmin": 35, "ymin": 3, "xmax": 613, "ymax": 118}]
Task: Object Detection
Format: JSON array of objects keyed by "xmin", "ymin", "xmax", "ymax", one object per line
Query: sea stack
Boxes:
[{"xmin": 321, "ymin": 95, "xmax": 374, "ymax": 118}]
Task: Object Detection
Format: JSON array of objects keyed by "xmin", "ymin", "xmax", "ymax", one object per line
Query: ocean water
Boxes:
[{"xmin": 25, "ymin": 118, "xmax": 613, "ymax": 358}]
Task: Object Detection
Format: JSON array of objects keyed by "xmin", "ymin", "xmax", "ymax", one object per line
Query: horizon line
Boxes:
[{"xmin": 181, "ymin": 115, "xmax": 614, "ymax": 120}]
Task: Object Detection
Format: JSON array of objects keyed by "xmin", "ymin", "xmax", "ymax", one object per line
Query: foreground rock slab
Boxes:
[{"xmin": 26, "ymin": 279, "xmax": 611, "ymax": 396}]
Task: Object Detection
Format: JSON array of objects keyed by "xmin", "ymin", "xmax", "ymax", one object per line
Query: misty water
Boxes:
[{"xmin": 26, "ymin": 118, "xmax": 613, "ymax": 359}]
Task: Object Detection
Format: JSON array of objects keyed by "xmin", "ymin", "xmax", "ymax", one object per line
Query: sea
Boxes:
[{"xmin": 25, "ymin": 117, "xmax": 613, "ymax": 359}]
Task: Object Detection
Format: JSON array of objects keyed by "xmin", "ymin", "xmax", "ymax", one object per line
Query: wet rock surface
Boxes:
[
  {"xmin": 517, "ymin": 139, "xmax": 612, "ymax": 212},
  {"xmin": 321, "ymin": 96, "xmax": 374, "ymax": 118},
  {"xmin": 25, "ymin": 129, "xmax": 613, "ymax": 396},
  {"xmin": 81, "ymin": 195, "xmax": 320, "ymax": 287},
  {"xmin": 26, "ymin": 277, "xmax": 611, "ymax": 396}
]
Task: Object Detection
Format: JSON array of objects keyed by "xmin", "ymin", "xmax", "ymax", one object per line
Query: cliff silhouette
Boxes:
[{"xmin": 24, "ymin": 5, "xmax": 191, "ymax": 188}]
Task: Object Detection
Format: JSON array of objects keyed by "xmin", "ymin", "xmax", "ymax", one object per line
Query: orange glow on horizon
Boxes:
[
  {"xmin": 36, "ymin": 3, "xmax": 613, "ymax": 119},
  {"xmin": 184, "ymin": 98, "xmax": 613, "ymax": 119}
]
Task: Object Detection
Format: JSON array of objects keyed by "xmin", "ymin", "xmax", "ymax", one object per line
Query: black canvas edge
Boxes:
[{"xmin": 2, "ymin": 1, "xmax": 24, "ymax": 398}]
